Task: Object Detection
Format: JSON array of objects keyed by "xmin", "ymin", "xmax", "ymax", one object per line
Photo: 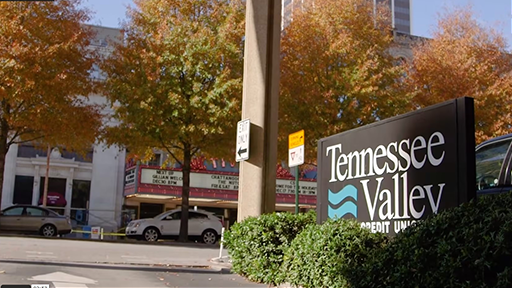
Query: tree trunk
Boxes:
[
  {"xmin": 178, "ymin": 144, "xmax": 191, "ymax": 242},
  {"xmin": 0, "ymin": 117, "xmax": 9, "ymax": 209},
  {"xmin": 42, "ymin": 144, "xmax": 51, "ymax": 207},
  {"xmin": 0, "ymin": 140, "xmax": 8, "ymax": 210}
]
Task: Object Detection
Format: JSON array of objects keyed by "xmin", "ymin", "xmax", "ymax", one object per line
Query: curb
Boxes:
[
  {"xmin": 0, "ymin": 234, "xmax": 220, "ymax": 249},
  {"xmin": 209, "ymin": 257, "xmax": 232, "ymax": 272},
  {"xmin": 0, "ymin": 258, "xmax": 232, "ymax": 274}
]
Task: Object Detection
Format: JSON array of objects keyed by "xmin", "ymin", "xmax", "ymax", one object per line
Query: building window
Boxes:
[
  {"xmin": 139, "ymin": 203, "xmax": 164, "ymax": 219},
  {"xmin": 71, "ymin": 180, "xmax": 91, "ymax": 225},
  {"xmin": 71, "ymin": 180, "xmax": 91, "ymax": 209},
  {"xmin": 13, "ymin": 176, "xmax": 34, "ymax": 205},
  {"xmin": 147, "ymin": 154, "xmax": 161, "ymax": 167},
  {"xmin": 121, "ymin": 205, "xmax": 138, "ymax": 227},
  {"xmin": 395, "ymin": 18, "xmax": 410, "ymax": 26},
  {"xmin": 89, "ymin": 63, "xmax": 107, "ymax": 82}
]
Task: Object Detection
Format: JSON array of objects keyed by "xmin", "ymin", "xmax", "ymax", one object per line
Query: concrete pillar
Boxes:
[
  {"xmin": 237, "ymin": 0, "xmax": 281, "ymax": 221},
  {"xmin": 32, "ymin": 165, "xmax": 40, "ymax": 206},
  {"xmin": 1, "ymin": 144, "xmax": 18, "ymax": 209}
]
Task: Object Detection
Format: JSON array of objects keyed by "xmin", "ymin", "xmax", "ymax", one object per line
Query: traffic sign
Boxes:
[
  {"xmin": 288, "ymin": 130, "xmax": 304, "ymax": 167},
  {"xmin": 288, "ymin": 129, "xmax": 304, "ymax": 149},
  {"xmin": 236, "ymin": 119, "xmax": 250, "ymax": 162}
]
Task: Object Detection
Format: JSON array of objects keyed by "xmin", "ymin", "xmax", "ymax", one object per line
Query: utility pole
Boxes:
[{"xmin": 237, "ymin": 0, "xmax": 281, "ymax": 221}]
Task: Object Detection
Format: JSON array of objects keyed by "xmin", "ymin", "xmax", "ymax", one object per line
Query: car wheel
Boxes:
[
  {"xmin": 143, "ymin": 227, "xmax": 159, "ymax": 242},
  {"xmin": 40, "ymin": 224, "xmax": 57, "ymax": 237},
  {"xmin": 201, "ymin": 229, "xmax": 218, "ymax": 245}
]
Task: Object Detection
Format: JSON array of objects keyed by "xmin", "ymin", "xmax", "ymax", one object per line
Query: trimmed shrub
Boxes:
[
  {"xmin": 280, "ymin": 218, "xmax": 388, "ymax": 288},
  {"xmin": 350, "ymin": 192, "xmax": 512, "ymax": 288},
  {"xmin": 223, "ymin": 210, "xmax": 316, "ymax": 285}
]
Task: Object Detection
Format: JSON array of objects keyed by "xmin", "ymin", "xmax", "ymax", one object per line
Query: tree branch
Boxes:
[
  {"xmin": 10, "ymin": 135, "xmax": 45, "ymax": 146},
  {"xmin": 164, "ymin": 148, "xmax": 182, "ymax": 167},
  {"xmin": 157, "ymin": 133, "xmax": 183, "ymax": 166},
  {"xmin": 191, "ymin": 145, "xmax": 201, "ymax": 157}
]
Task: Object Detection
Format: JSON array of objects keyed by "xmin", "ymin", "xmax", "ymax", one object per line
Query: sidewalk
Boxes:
[{"xmin": 0, "ymin": 235, "xmax": 232, "ymax": 272}]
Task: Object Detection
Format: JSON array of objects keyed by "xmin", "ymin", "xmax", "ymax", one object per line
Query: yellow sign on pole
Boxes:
[{"xmin": 288, "ymin": 129, "xmax": 305, "ymax": 149}]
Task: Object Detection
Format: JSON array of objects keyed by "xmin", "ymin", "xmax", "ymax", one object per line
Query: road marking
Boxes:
[
  {"xmin": 28, "ymin": 272, "xmax": 96, "ymax": 288},
  {"xmin": 27, "ymin": 255, "xmax": 58, "ymax": 259},
  {"xmin": 26, "ymin": 251, "xmax": 57, "ymax": 259},
  {"xmin": 26, "ymin": 251, "xmax": 54, "ymax": 255},
  {"xmin": 52, "ymin": 282, "xmax": 87, "ymax": 288}
]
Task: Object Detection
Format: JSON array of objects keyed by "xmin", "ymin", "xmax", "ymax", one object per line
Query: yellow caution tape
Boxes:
[{"xmin": 71, "ymin": 230, "xmax": 126, "ymax": 237}]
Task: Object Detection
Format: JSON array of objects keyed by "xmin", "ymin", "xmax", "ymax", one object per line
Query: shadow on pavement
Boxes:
[{"xmin": 0, "ymin": 259, "xmax": 233, "ymax": 274}]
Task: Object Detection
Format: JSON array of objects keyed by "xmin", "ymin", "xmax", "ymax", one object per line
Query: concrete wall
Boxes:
[
  {"xmin": 1, "ymin": 144, "xmax": 18, "ymax": 210},
  {"xmin": 88, "ymin": 143, "xmax": 125, "ymax": 231}
]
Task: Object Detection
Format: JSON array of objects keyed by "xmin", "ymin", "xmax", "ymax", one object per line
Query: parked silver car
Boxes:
[
  {"xmin": 125, "ymin": 209, "xmax": 223, "ymax": 244},
  {"xmin": 0, "ymin": 205, "xmax": 72, "ymax": 237}
]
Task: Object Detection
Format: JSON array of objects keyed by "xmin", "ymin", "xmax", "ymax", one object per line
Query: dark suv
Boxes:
[{"xmin": 476, "ymin": 133, "xmax": 512, "ymax": 195}]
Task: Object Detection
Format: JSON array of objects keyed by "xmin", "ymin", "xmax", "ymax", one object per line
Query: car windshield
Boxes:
[{"xmin": 153, "ymin": 211, "xmax": 173, "ymax": 219}]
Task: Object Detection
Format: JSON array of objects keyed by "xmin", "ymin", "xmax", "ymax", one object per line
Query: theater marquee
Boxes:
[{"xmin": 140, "ymin": 168, "xmax": 317, "ymax": 195}]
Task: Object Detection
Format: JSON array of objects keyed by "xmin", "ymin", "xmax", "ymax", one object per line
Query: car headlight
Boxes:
[{"xmin": 133, "ymin": 222, "xmax": 140, "ymax": 228}]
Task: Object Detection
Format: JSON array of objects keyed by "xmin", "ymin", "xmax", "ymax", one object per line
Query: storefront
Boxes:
[
  {"xmin": 1, "ymin": 143, "xmax": 126, "ymax": 232},
  {"xmin": 123, "ymin": 163, "xmax": 317, "ymax": 228}
]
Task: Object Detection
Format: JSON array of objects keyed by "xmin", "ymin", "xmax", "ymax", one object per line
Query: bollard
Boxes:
[
  {"xmin": 100, "ymin": 228, "xmax": 104, "ymax": 240},
  {"xmin": 218, "ymin": 227, "xmax": 225, "ymax": 258}
]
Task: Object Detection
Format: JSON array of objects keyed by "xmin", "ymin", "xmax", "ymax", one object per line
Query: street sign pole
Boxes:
[
  {"xmin": 288, "ymin": 129, "xmax": 305, "ymax": 214},
  {"xmin": 295, "ymin": 166, "xmax": 299, "ymax": 214}
]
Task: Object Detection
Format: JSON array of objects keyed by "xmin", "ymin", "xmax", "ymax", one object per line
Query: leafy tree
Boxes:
[
  {"xmin": 0, "ymin": 0, "xmax": 103, "ymax": 208},
  {"xmin": 278, "ymin": 0, "xmax": 411, "ymax": 163},
  {"xmin": 100, "ymin": 0, "xmax": 245, "ymax": 241},
  {"xmin": 404, "ymin": 6, "xmax": 512, "ymax": 144}
]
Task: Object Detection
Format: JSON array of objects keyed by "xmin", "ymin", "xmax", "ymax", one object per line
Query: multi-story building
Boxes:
[
  {"xmin": 282, "ymin": 0, "xmax": 412, "ymax": 35},
  {"xmin": 0, "ymin": 25, "xmax": 127, "ymax": 233},
  {"xmin": 378, "ymin": 0, "xmax": 411, "ymax": 35},
  {"xmin": 282, "ymin": 0, "xmax": 312, "ymax": 29}
]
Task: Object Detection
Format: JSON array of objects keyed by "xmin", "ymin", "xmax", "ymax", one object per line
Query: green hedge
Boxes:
[
  {"xmin": 280, "ymin": 218, "xmax": 388, "ymax": 288},
  {"xmin": 223, "ymin": 210, "xmax": 316, "ymax": 285},
  {"xmin": 350, "ymin": 192, "xmax": 512, "ymax": 288}
]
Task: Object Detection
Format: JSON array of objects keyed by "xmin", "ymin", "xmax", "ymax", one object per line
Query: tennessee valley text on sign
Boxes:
[{"xmin": 316, "ymin": 97, "xmax": 476, "ymax": 235}]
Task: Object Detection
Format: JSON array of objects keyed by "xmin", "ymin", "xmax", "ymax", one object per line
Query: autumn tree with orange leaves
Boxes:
[
  {"xmin": 100, "ymin": 0, "xmax": 245, "ymax": 242},
  {"xmin": 278, "ymin": 0, "xmax": 411, "ymax": 163},
  {"xmin": 0, "ymin": 0, "xmax": 103, "ymax": 208},
  {"xmin": 405, "ymin": 6, "xmax": 512, "ymax": 144}
]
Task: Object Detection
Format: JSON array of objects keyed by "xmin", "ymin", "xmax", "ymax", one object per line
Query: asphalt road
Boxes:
[{"xmin": 0, "ymin": 261, "xmax": 266, "ymax": 288}]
